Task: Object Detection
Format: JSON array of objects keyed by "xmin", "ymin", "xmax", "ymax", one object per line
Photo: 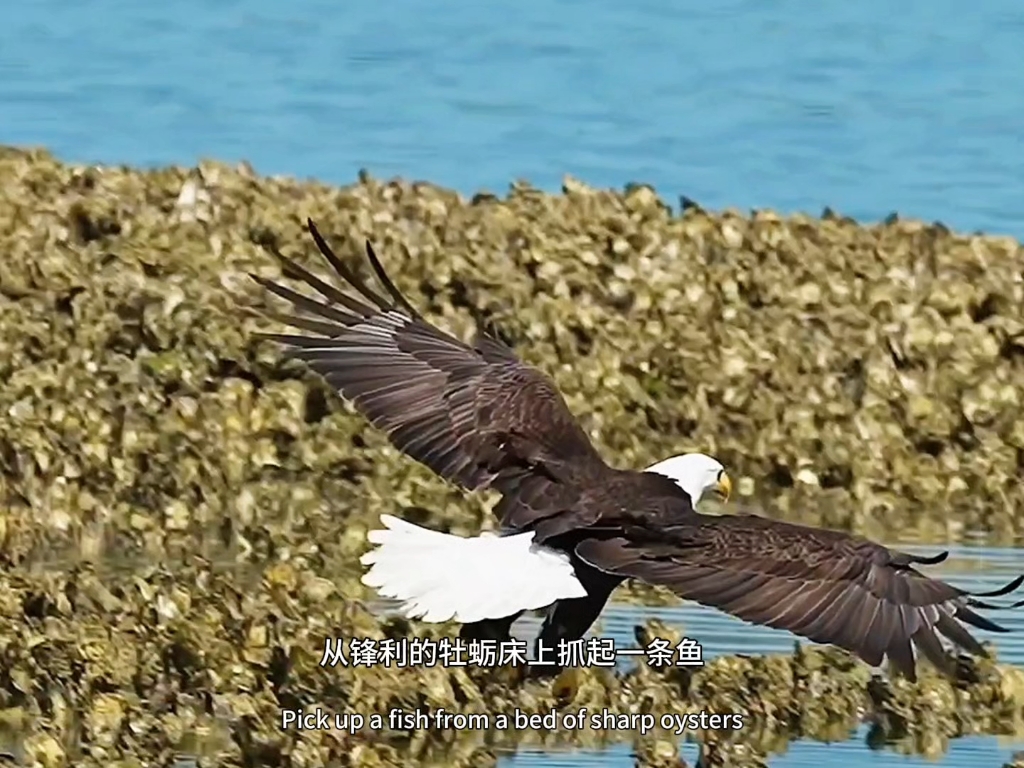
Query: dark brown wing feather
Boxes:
[
  {"xmin": 249, "ymin": 219, "xmax": 606, "ymax": 529},
  {"xmin": 574, "ymin": 510, "xmax": 1024, "ymax": 681}
]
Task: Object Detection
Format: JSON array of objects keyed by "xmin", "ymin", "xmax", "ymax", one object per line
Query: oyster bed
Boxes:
[{"xmin": 3, "ymin": 146, "xmax": 1024, "ymax": 766}]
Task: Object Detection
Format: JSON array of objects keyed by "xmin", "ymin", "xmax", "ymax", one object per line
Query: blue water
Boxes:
[
  {"xmin": 501, "ymin": 733, "xmax": 1024, "ymax": 768},
  {"xmin": 4, "ymin": 2, "xmax": 1024, "ymax": 765},
  {"xmin": 3, "ymin": 1, "xmax": 1024, "ymax": 236}
]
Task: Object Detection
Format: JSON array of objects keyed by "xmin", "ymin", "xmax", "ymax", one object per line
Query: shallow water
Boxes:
[{"xmin": 379, "ymin": 543, "xmax": 1024, "ymax": 765}]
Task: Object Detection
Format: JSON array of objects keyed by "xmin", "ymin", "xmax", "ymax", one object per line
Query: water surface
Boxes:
[{"xmin": 2, "ymin": 1, "xmax": 1024, "ymax": 235}]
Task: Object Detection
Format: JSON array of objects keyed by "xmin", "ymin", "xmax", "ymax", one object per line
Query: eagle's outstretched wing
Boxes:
[
  {"xmin": 250, "ymin": 219, "xmax": 606, "ymax": 529},
  {"xmin": 576, "ymin": 512, "xmax": 1024, "ymax": 681}
]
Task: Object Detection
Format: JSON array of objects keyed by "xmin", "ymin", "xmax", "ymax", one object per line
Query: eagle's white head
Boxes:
[{"xmin": 644, "ymin": 453, "xmax": 731, "ymax": 506}]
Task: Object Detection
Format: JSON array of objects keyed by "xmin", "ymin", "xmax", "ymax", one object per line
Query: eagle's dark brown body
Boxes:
[{"xmin": 249, "ymin": 219, "xmax": 1024, "ymax": 682}]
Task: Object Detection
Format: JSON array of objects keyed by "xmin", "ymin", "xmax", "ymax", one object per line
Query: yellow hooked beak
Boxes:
[{"xmin": 713, "ymin": 472, "xmax": 732, "ymax": 503}]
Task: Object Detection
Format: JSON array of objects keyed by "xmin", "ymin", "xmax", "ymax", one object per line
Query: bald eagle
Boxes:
[{"xmin": 249, "ymin": 219, "xmax": 1024, "ymax": 681}]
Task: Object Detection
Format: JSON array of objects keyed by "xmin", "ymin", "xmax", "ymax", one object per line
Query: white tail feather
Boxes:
[{"xmin": 360, "ymin": 514, "xmax": 587, "ymax": 623}]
